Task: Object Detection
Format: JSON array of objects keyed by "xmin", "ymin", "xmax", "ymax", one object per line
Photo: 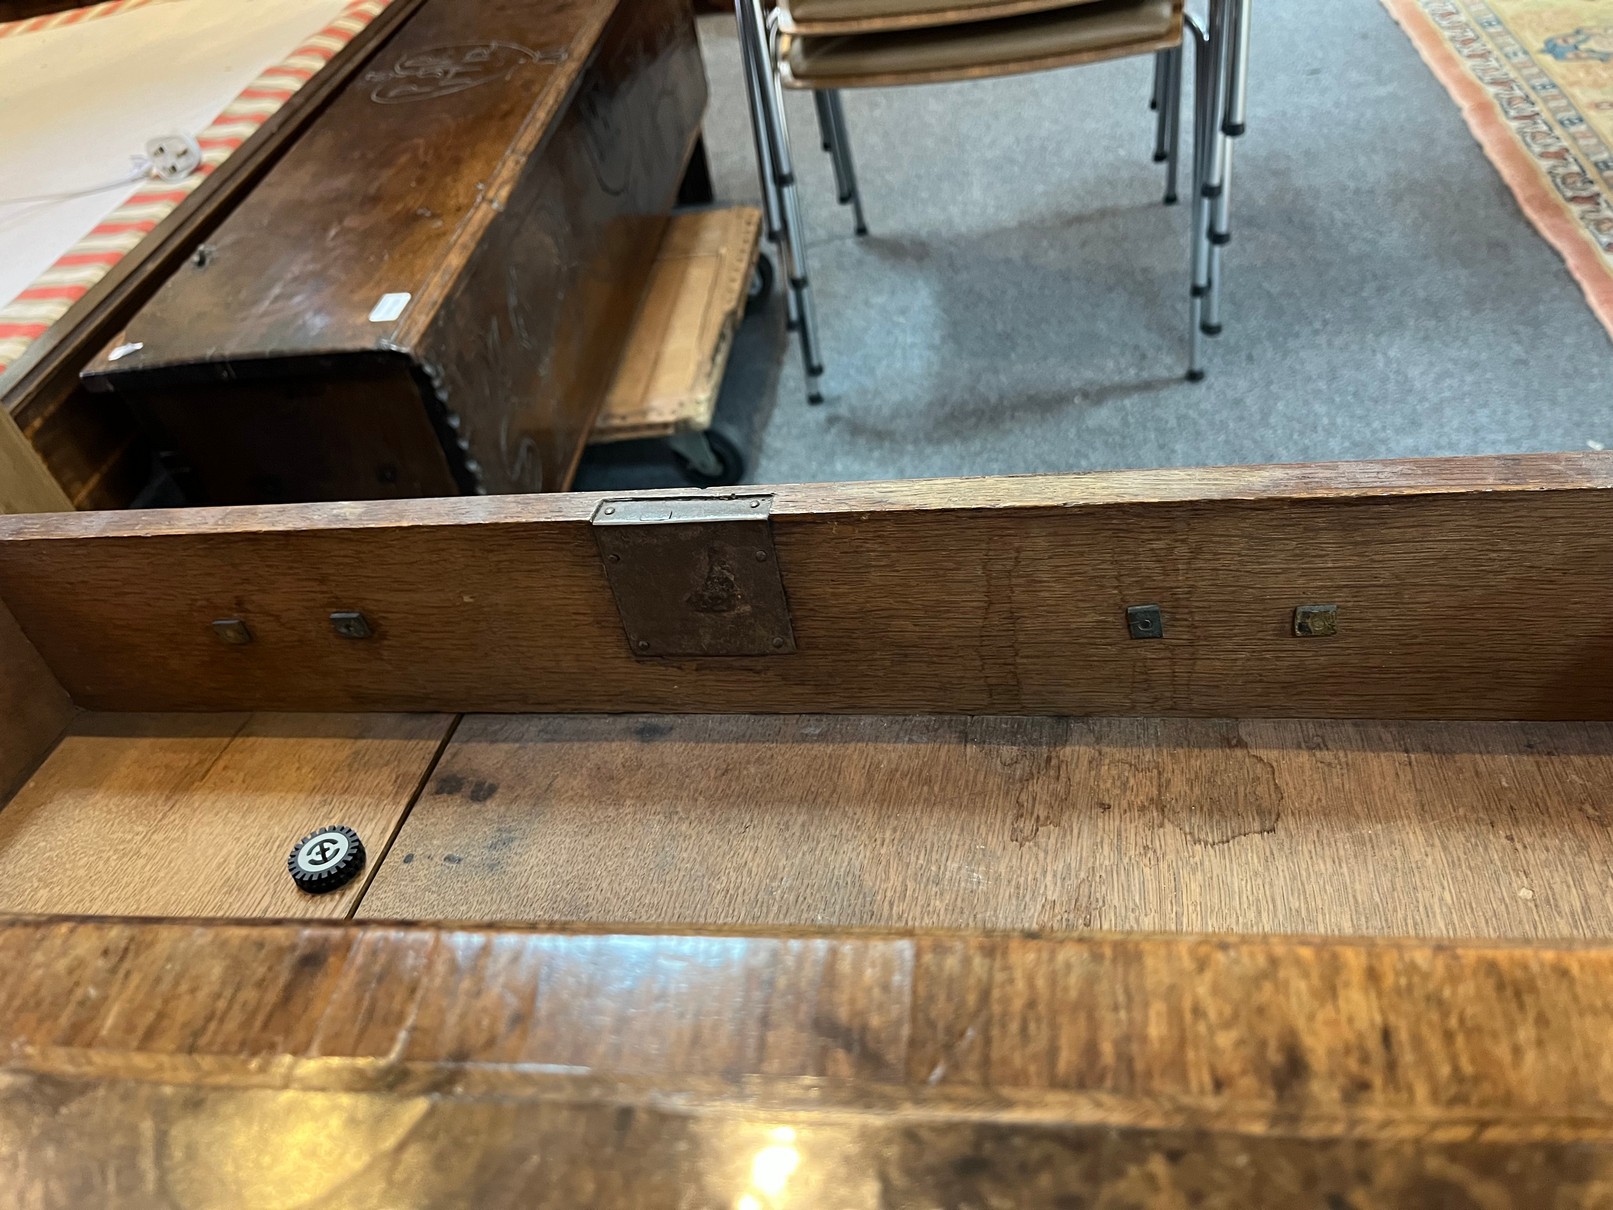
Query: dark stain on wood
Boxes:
[
  {"xmin": 433, "ymin": 771, "xmax": 497, "ymax": 801},
  {"xmin": 1159, "ymin": 722, "xmax": 1284, "ymax": 846},
  {"xmin": 355, "ymin": 712, "xmax": 1613, "ymax": 938}
]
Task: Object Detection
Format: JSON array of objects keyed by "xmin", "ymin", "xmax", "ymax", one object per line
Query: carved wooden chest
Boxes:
[{"xmin": 81, "ymin": 0, "xmax": 706, "ymax": 502}]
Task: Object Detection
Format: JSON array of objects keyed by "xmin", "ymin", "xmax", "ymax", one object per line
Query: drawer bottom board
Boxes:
[{"xmin": 2, "ymin": 711, "xmax": 1609, "ymax": 937}]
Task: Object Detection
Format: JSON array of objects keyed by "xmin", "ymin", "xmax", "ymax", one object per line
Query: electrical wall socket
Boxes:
[{"xmin": 144, "ymin": 133, "xmax": 203, "ymax": 183}]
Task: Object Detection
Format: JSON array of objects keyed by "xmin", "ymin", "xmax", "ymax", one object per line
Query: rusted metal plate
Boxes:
[{"xmin": 592, "ymin": 495, "xmax": 795, "ymax": 658}]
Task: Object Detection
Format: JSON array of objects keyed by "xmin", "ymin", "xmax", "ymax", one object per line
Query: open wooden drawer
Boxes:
[{"xmin": 3, "ymin": 449, "xmax": 1613, "ymax": 1202}]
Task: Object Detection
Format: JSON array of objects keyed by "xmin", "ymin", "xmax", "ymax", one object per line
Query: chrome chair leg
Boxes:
[
  {"xmin": 1226, "ymin": 0, "xmax": 1251, "ymax": 138},
  {"xmin": 812, "ymin": 89, "xmax": 851, "ymax": 209},
  {"xmin": 745, "ymin": 0, "xmax": 826, "ymax": 403},
  {"xmin": 1200, "ymin": 0, "xmax": 1232, "ymax": 339},
  {"xmin": 1205, "ymin": 0, "xmax": 1248, "ymax": 335},
  {"xmin": 1162, "ymin": 44, "xmax": 1182, "ymax": 204},
  {"xmin": 813, "ymin": 89, "xmax": 835, "ymax": 153},
  {"xmin": 1151, "ymin": 49, "xmax": 1169, "ymax": 160},
  {"xmin": 736, "ymin": 3, "xmax": 797, "ymax": 326},
  {"xmin": 1202, "ymin": 0, "xmax": 1232, "ymax": 205},
  {"xmin": 1204, "ymin": 140, "xmax": 1232, "ymax": 335},
  {"xmin": 1185, "ymin": 12, "xmax": 1211, "ymax": 381},
  {"xmin": 815, "ymin": 90, "xmax": 851, "ymax": 213},
  {"xmin": 735, "ymin": 0, "xmax": 783, "ymax": 245},
  {"xmin": 825, "ymin": 90, "xmax": 868, "ymax": 236}
]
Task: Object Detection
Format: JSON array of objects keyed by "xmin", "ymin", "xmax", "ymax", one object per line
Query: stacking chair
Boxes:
[{"xmin": 733, "ymin": 0, "xmax": 1238, "ymax": 403}]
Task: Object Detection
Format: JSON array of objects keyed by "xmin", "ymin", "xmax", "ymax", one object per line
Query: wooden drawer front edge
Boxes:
[
  {"xmin": 4, "ymin": 918, "xmax": 1613, "ymax": 1205},
  {"xmin": 8, "ymin": 918, "xmax": 1613, "ymax": 1127}
]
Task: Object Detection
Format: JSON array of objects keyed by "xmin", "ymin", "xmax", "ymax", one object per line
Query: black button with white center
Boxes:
[{"xmin": 287, "ymin": 825, "xmax": 365, "ymax": 894}]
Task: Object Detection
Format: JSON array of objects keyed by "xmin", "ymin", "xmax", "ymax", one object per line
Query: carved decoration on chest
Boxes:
[{"xmin": 365, "ymin": 42, "xmax": 567, "ymax": 104}]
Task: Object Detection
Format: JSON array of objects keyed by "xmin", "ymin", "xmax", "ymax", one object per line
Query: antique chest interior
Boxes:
[
  {"xmin": 6, "ymin": 451, "xmax": 1613, "ymax": 1199},
  {"xmin": 6, "ymin": 451, "xmax": 1613, "ymax": 932},
  {"xmin": 4, "ymin": 0, "xmax": 1613, "ymax": 1200}
]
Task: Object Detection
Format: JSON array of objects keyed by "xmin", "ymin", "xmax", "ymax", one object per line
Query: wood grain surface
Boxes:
[
  {"xmin": 7, "ymin": 918, "xmax": 1613, "ymax": 1204},
  {"xmin": 3, "ymin": 453, "xmax": 1613, "ymax": 717},
  {"xmin": 360, "ymin": 712, "xmax": 1613, "ymax": 938},
  {"xmin": 0, "ymin": 403, "xmax": 70, "ymax": 514},
  {"xmin": 407, "ymin": 0, "xmax": 705, "ymax": 494},
  {"xmin": 593, "ymin": 205, "xmax": 761, "ymax": 443},
  {"xmin": 83, "ymin": 0, "xmax": 706, "ymax": 499},
  {"xmin": 79, "ymin": 0, "xmax": 624, "ymax": 368},
  {"xmin": 0, "ymin": 599, "xmax": 72, "ymax": 806},
  {"xmin": 0, "ymin": 711, "xmax": 452, "ymax": 917},
  {"xmin": 1, "ymin": 0, "xmax": 429, "ymax": 509}
]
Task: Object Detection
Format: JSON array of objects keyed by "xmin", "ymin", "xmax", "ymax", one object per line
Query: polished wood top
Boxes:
[
  {"xmin": 4, "ymin": 917, "xmax": 1613, "ymax": 1204},
  {"xmin": 81, "ymin": 0, "xmax": 622, "ymax": 374}
]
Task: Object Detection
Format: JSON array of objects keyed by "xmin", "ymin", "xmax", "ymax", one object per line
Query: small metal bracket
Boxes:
[
  {"xmin": 212, "ymin": 618, "xmax": 252, "ymax": 645},
  {"xmin": 1126, "ymin": 604, "xmax": 1163, "ymax": 639},
  {"xmin": 1294, "ymin": 604, "xmax": 1339, "ymax": 637},
  {"xmin": 330, "ymin": 610, "xmax": 375, "ymax": 640},
  {"xmin": 593, "ymin": 495, "xmax": 795, "ymax": 658}
]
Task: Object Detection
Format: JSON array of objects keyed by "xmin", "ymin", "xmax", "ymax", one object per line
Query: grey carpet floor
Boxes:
[{"xmin": 683, "ymin": 0, "xmax": 1613, "ymax": 485}]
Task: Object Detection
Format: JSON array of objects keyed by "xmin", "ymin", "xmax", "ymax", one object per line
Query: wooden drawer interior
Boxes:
[
  {"xmin": 5, "ymin": 451, "xmax": 1613, "ymax": 1195},
  {"xmin": 3, "ymin": 450, "xmax": 1612, "ymax": 937},
  {"xmin": 3, "ymin": 708, "xmax": 1610, "ymax": 938}
]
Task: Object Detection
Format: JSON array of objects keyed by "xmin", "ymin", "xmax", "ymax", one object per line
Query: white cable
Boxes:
[{"xmin": 0, "ymin": 156, "xmax": 154, "ymax": 208}]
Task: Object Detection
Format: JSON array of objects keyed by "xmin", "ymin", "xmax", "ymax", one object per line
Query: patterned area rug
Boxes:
[{"xmin": 1382, "ymin": 0, "xmax": 1613, "ymax": 341}]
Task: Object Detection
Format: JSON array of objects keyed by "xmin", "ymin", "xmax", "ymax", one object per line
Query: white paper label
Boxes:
[{"xmin": 368, "ymin": 293, "xmax": 411, "ymax": 323}]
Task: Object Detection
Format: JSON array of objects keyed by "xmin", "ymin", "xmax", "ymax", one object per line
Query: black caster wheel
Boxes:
[
  {"xmin": 672, "ymin": 427, "xmax": 747, "ymax": 488},
  {"xmin": 746, "ymin": 252, "xmax": 775, "ymax": 315},
  {"xmin": 287, "ymin": 825, "xmax": 366, "ymax": 894}
]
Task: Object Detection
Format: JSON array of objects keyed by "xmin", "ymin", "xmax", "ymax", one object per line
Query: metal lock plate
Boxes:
[{"xmin": 593, "ymin": 495, "xmax": 795, "ymax": 658}]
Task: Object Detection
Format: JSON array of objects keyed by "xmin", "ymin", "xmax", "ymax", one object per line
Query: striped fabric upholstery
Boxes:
[{"xmin": 0, "ymin": 0, "xmax": 391, "ymax": 375}]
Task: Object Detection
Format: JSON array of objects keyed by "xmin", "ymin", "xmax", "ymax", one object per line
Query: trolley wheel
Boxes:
[
  {"xmin": 746, "ymin": 251, "xmax": 775, "ymax": 315},
  {"xmin": 672, "ymin": 427, "xmax": 746, "ymax": 488}
]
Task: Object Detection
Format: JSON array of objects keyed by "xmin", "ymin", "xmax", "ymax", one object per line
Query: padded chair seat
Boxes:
[
  {"xmin": 780, "ymin": 0, "xmax": 1105, "ymax": 36},
  {"xmin": 780, "ymin": 0, "xmax": 1179, "ymax": 89}
]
